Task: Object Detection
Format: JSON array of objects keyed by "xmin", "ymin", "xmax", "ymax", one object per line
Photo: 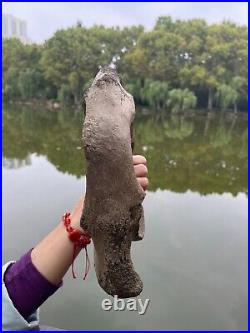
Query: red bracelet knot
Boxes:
[{"xmin": 62, "ymin": 212, "xmax": 91, "ymax": 280}]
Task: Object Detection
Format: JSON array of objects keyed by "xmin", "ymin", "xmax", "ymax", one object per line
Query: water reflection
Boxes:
[
  {"xmin": 2, "ymin": 106, "xmax": 247, "ymax": 196},
  {"xmin": 2, "ymin": 105, "xmax": 248, "ymax": 330},
  {"xmin": 2, "ymin": 156, "xmax": 32, "ymax": 169}
]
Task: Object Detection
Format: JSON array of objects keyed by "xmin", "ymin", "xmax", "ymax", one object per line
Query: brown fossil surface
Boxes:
[{"xmin": 80, "ymin": 67, "xmax": 145, "ymax": 298}]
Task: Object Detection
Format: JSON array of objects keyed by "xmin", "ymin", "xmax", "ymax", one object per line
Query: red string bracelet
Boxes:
[{"xmin": 62, "ymin": 212, "xmax": 91, "ymax": 280}]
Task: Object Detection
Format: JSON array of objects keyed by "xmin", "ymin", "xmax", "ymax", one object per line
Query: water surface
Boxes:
[{"xmin": 2, "ymin": 106, "xmax": 248, "ymax": 330}]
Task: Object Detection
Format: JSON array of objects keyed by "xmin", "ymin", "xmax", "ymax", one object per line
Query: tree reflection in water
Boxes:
[{"xmin": 3, "ymin": 106, "xmax": 247, "ymax": 196}]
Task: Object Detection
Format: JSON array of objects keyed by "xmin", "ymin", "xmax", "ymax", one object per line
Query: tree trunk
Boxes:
[
  {"xmin": 203, "ymin": 111, "xmax": 212, "ymax": 136},
  {"xmin": 207, "ymin": 87, "xmax": 213, "ymax": 110},
  {"xmin": 234, "ymin": 100, "xmax": 238, "ymax": 114},
  {"xmin": 73, "ymin": 92, "xmax": 79, "ymax": 105},
  {"xmin": 230, "ymin": 114, "xmax": 237, "ymax": 132},
  {"xmin": 140, "ymin": 77, "xmax": 145, "ymax": 88}
]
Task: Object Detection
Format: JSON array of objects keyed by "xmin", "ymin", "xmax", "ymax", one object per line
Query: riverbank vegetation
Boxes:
[
  {"xmin": 3, "ymin": 106, "xmax": 247, "ymax": 195},
  {"xmin": 3, "ymin": 16, "xmax": 248, "ymax": 112}
]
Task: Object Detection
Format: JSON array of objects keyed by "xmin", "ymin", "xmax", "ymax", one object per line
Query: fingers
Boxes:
[
  {"xmin": 134, "ymin": 163, "xmax": 148, "ymax": 178},
  {"xmin": 133, "ymin": 155, "xmax": 147, "ymax": 165},
  {"xmin": 133, "ymin": 155, "xmax": 148, "ymax": 191},
  {"xmin": 137, "ymin": 177, "xmax": 149, "ymax": 191}
]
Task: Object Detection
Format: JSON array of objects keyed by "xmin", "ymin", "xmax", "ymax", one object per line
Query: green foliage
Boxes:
[
  {"xmin": 216, "ymin": 84, "xmax": 237, "ymax": 110},
  {"xmin": 167, "ymin": 89, "xmax": 197, "ymax": 113},
  {"xmin": 2, "ymin": 18, "xmax": 248, "ymax": 112},
  {"xmin": 58, "ymin": 84, "xmax": 73, "ymax": 105},
  {"xmin": 210, "ymin": 125, "xmax": 232, "ymax": 148},
  {"xmin": 216, "ymin": 76, "xmax": 247, "ymax": 112},
  {"xmin": 18, "ymin": 69, "xmax": 44, "ymax": 99},
  {"xmin": 3, "ymin": 107, "xmax": 247, "ymax": 195},
  {"xmin": 142, "ymin": 80, "xmax": 169, "ymax": 109},
  {"xmin": 164, "ymin": 115, "xmax": 194, "ymax": 140},
  {"xmin": 123, "ymin": 78, "xmax": 143, "ymax": 103},
  {"xmin": 2, "ymin": 38, "xmax": 47, "ymax": 100}
]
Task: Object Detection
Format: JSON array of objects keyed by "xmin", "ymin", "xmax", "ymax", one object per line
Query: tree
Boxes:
[
  {"xmin": 142, "ymin": 80, "xmax": 168, "ymax": 110},
  {"xmin": 231, "ymin": 76, "xmax": 247, "ymax": 113},
  {"xmin": 3, "ymin": 38, "xmax": 46, "ymax": 100},
  {"xmin": 40, "ymin": 25, "xmax": 143, "ymax": 105},
  {"xmin": 216, "ymin": 84, "xmax": 237, "ymax": 111},
  {"xmin": 216, "ymin": 76, "xmax": 246, "ymax": 113},
  {"xmin": 179, "ymin": 21, "xmax": 247, "ymax": 110},
  {"xmin": 58, "ymin": 84, "xmax": 74, "ymax": 105},
  {"xmin": 167, "ymin": 89, "xmax": 197, "ymax": 113},
  {"xmin": 2, "ymin": 18, "xmax": 247, "ymax": 112},
  {"xmin": 124, "ymin": 78, "xmax": 143, "ymax": 104},
  {"xmin": 18, "ymin": 69, "xmax": 44, "ymax": 99}
]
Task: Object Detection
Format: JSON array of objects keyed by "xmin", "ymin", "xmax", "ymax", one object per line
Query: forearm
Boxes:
[
  {"xmin": 3, "ymin": 156, "xmax": 148, "ymax": 321},
  {"xmin": 31, "ymin": 197, "xmax": 84, "ymax": 285},
  {"xmin": 31, "ymin": 222, "xmax": 81, "ymax": 286},
  {"xmin": 30, "ymin": 158, "xmax": 148, "ymax": 286},
  {"xmin": 4, "ymin": 199, "xmax": 85, "ymax": 320}
]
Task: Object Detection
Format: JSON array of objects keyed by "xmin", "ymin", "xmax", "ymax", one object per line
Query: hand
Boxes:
[
  {"xmin": 32, "ymin": 156, "xmax": 148, "ymax": 285},
  {"xmin": 71, "ymin": 155, "xmax": 148, "ymax": 228},
  {"xmin": 133, "ymin": 155, "xmax": 148, "ymax": 191}
]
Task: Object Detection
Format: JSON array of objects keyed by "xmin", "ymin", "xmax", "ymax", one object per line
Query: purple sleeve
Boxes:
[{"xmin": 3, "ymin": 249, "xmax": 62, "ymax": 320}]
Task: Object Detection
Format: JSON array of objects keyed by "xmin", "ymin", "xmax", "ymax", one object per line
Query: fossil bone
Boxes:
[{"xmin": 80, "ymin": 67, "xmax": 145, "ymax": 298}]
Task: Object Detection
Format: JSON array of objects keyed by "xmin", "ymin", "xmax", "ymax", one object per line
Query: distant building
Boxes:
[
  {"xmin": 2, "ymin": 156, "xmax": 32, "ymax": 169},
  {"xmin": 2, "ymin": 14, "xmax": 30, "ymax": 43}
]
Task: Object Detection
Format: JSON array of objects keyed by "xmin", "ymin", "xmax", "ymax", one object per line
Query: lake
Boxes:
[{"xmin": 2, "ymin": 105, "xmax": 248, "ymax": 330}]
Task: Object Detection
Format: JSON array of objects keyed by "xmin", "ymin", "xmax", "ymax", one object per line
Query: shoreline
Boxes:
[{"xmin": 3, "ymin": 100, "xmax": 248, "ymax": 117}]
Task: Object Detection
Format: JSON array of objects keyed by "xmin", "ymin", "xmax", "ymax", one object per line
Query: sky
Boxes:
[{"xmin": 2, "ymin": 2, "xmax": 248, "ymax": 43}]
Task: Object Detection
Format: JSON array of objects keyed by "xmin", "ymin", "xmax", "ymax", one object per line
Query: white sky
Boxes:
[{"xmin": 2, "ymin": 2, "xmax": 248, "ymax": 43}]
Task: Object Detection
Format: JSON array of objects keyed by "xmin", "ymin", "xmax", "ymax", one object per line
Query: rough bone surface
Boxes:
[{"xmin": 80, "ymin": 67, "xmax": 145, "ymax": 298}]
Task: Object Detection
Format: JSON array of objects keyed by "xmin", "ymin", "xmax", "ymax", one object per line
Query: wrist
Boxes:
[
  {"xmin": 70, "ymin": 215, "xmax": 83, "ymax": 230},
  {"xmin": 69, "ymin": 196, "xmax": 85, "ymax": 231},
  {"xmin": 62, "ymin": 212, "xmax": 91, "ymax": 279}
]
